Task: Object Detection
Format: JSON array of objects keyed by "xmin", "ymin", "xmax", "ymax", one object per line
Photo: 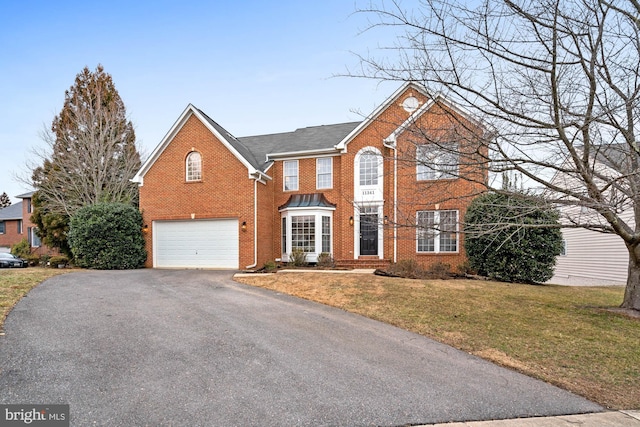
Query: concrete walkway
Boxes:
[{"xmin": 422, "ymin": 410, "xmax": 640, "ymax": 426}]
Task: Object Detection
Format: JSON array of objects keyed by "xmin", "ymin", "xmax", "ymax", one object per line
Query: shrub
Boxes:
[
  {"xmin": 387, "ymin": 259, "xmax": 425, "ymax": 279},
  {"xmin": 317, "ymin": 252, "xmax": 335, "ymax": 268},
  {"xmin": 11, "ymin": 238, "xmax": 31, "ymax": 258},
  {"xmin": 40, "ymin": 254, "xmax": 51, "ymax": 267},
  {"xmin": 262, "ymin": 260, "xmax": 277, "ymax": 272},
  {"xmin": 49, "ymin": 255, "xmax": 69, "ymax": 267},
  {"xmin": 289, "ymin": 248, "xmax": 308, "ymax": 267},
  {"xmin": 427, "ymin": 262, "xmax": 451, "ymax": 279},
  {"xmin": 67, "ymin": 203, "xmax": 147, "ymax": 270},
  {"xmin": 24, "ymin": 254, "xmax": 40, "ymax": 266},
  {"xmin": 464, "ymin": 192, "xmax": 563, "ymax": 284}
]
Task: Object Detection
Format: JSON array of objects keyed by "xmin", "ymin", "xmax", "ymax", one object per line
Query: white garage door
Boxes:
[{"xmin": 154, "ymin": 219, "xmax": 239, "ymax": 269}]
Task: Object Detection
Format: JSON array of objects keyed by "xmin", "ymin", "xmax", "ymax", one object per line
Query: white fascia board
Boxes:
[
  {"xmin": 132, "ymin": 104, "xmax": 198, "ymax": 184},
  {"xmin": 385, "ymin": 98, "xmax": 437, "ymax": 142},
  {"xmin": 334, "ymin": 82, "xmax": 428, "ymax": 152},
  {"xmin": 263, "ymin": 161, "xmax": 274, "ymax": 174},
  {"xmin": 249, "ymin": 170, "xmax": 272, "ymax": 185},
  {"xmin": 384, "ymin": 93, "xmax": 487, "ymax": 143},
  {"xmin": 191, "ymin": 108, "xmax": 259, "ymax": 176},
  {"xmin": 131, "ymin": 104, "xmax": 260, "ymax": 185},
  {"xmin": 266, "ymin": 148, "xmax": 340, "ymax": 161}
]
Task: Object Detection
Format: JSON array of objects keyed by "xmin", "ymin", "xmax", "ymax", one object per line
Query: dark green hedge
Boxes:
[
  {"xmin": 68, "ymin": 203, "xmax": 147, "ymax": 269},
  {"xmin": 464, "ymin": 193, "xmax": 563, "ymax": 284}
]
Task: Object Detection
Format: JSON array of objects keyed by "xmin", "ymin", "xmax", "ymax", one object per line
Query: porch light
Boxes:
[
  {"xmin": 384, "ymin": 215, "xmax": 389, "ymax": 225},
  {"xmin": 241, "ymin": 221, "xmax": 247, "ymax": 232},
  {"xmin": 142, "ymin": 224, "xmax": 149, "ymax": 233},
  {"xmin": 349, "ymin": 216, "xmax": 354, "ymax": 226}
]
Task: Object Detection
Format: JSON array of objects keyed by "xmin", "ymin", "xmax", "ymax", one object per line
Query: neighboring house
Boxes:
[
  {"xmin": 548, "ymin": 145, "xmax": 631, "ymax": 286},
  {"xmin": 132, "ymin": 83, "xmax": 488, "ymax": 269},
  {"xmin": 0, "ymin": 192, "xmax": 45, "ymax": 254}
]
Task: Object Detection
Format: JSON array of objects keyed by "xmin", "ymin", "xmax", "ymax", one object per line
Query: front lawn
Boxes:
[{"xmin": 235, "ymin": 272, "xmax": 640, "ymax": 410}]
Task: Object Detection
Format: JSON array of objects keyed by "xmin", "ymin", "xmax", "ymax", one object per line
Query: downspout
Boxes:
[
  {"xmin": 384, "ymin": 136, "xmax": 398, "ymax": 263},
  {"xmin": 245, "ymin": 178, "xmax": 258, "ymax": 269},
  {"xmin": 393, "ymin": 145, "xmax": 397, "ymax": 263}
]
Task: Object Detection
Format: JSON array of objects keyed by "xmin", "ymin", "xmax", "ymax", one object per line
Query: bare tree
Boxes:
[
  {"xmin": 351, "ymin": 0, "xmax": 640, "ymax": 310},
  {"xmin": 29, "ymin": 65, "xmax": 141, "ymax": 217},
  {"xmin": 21, "ymin": 65, "xmax": 142, "ymax": 253}
]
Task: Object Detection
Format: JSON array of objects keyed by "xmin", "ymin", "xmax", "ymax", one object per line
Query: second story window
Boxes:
[
  {"xmin": 416, "ymin": 142, "xmax": 459, "ymax": 180},
  {"xmin": 316, "ymin": 158, "xmax": 332, "ymax": 189},
  {"xmin": 186, "ymin": 151, "xmax": 202, "ymax": 182},
  {"xmin": 284, "ymin": 160, "xmax": 299, "ymax": 191},
  {"xmin": 359, "ymin": 153, "xmax": 379, "ymax": 186}
]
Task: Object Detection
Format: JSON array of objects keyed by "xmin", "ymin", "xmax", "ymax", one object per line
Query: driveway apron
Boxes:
[{"xmin": 0, "ymin": 270, "xmax": 602, "ymax": 426}]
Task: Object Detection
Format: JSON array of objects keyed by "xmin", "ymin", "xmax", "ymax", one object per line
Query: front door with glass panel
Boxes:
[{"xmin": 359, "ymin": 213, "xmax": 378, "ymax": 256}]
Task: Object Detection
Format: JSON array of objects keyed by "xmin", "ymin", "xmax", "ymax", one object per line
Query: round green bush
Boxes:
[
  {"xmin": 68, "ymin": 203, "xmax": 147, "ymax": 269},
  {"xmin": 464, "ymin": 192, "xmax": 563, "ymax": 284}
]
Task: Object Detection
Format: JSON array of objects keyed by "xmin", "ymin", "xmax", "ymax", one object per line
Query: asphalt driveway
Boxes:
[{"xmin": 0, "ymin": 270, "xmax": 601, "ymax": 426}]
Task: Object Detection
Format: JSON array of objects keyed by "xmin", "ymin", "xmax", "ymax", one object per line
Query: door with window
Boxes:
[{"xmin": 359, "ymin": 212, "xmax": 378, "ymax": 256}]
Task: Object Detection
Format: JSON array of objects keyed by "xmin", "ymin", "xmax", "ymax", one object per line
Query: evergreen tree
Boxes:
[
  {"xmin": 0, "ymin": 192, "xmax": 10, "ymax": 208},
  {"xmin": 464, "ymin": 193, "xmax": 564, "ymax": 284}
]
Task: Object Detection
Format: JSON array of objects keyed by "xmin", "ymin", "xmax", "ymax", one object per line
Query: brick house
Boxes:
[
  {"xmin": 0, "ymin": 192, "xmax": 46, "ymax": 254},
  {"xmin": 132, "ymin": 83, "xmax": 487, "ymax": 269}
]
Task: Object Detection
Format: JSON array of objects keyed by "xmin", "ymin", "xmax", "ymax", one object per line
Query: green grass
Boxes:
[
  {"xmin": 235, "ymin": 273, "xmax": 640, "ymax": 410},
  {"xmin": 0, "ymin": 268, "xmax": 75, "ymax": 330}
]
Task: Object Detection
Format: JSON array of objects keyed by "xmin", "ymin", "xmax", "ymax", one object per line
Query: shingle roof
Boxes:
[
  {"xmin": 16, "ymin": 191, "xmax": 34, "ymax": 199},
  {"xmin": 239, "ymin": 122, "xmax": 360, "ymax": 170},
  {"xmin": 0, "ymin": 202, "xmax": 23, "ymax": 220},
  {"xmin": 196, "ymin": 109, "xmax": 263, "ymax": 171}
]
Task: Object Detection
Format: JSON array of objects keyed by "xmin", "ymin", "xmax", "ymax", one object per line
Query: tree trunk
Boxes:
[{"xmin": 622, "ymin": 244, "xmax": 640, "ymax": 311}]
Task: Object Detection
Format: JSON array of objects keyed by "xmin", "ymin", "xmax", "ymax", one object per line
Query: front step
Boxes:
[{"xmin": 335, "ymin": 259, "xmax": 391, "ymax": 269}]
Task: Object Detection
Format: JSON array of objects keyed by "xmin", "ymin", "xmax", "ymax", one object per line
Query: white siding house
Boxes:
[
  {"xmin": 547, "ymin": 145, "xmax": 632, "ymax": 286},
  {"xmin": 550, "ymin": 225, "xmax": 628, "ymax": 286}
]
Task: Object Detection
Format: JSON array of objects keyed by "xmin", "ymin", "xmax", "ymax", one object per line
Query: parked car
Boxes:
[{"xmin": 0, "ymin": 253, "xmax": 28, "ymax": 268}]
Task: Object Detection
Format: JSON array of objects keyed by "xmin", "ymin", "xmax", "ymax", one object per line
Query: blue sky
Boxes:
[{"xmin": 0, "ymin": 0, "xmax": 408, "ymax": 203}]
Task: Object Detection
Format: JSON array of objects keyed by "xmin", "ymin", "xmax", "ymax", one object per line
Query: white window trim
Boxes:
[
  {"xmin": 283, "ymin": 160, "xmax": 299, "ymax": 191},
  {"xmin": 416, "ymin": 143, "xmax": 459, "ymax": 181},
  {"xmin": 186, "ymin": 151, "xmax": 202, "ymax": 182},
  {"xmin": 416, "ymin": 210, "xmax": 459, "ymax": 253},
  {"xmin": 354, "ymin": 147, "xmax": 384, "ymax": 203},
  {"xmin": 280, "ymin": 208, "xmax": 334, "ymax": 263},
  {"xmin": 316, "ymin": 157, "xmax": 333, "ymax": 190},
  {"xmin": 28, "ymin": 227, "xmax": 41, "ymax": 248}
]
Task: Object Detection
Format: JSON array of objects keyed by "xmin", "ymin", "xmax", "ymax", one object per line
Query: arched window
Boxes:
[
  {"xmin": 359, "ymin": 152, "xmax": 379, "ymax": 186},
  {"xmin": 186, "ymin": 151, "xmax": 202, "ymax": 181}
]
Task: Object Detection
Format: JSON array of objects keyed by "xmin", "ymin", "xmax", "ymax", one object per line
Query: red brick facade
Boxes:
[
  {"xmin": 0, "ymin": 194, "xmax": 55, "ymax": 255},
  {"xmin": 135, "ymin": 83, "xmax": 487, "ymax": 270}
]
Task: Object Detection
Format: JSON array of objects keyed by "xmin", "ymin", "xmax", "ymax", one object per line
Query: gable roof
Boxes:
[
  {"xmin": 0, "ymin": 202, "xmax": 23, "ymax": 221},
  {"xmin": 132, "ymin": 83, "xmax": 483, "ymax": 185},
  {"xmin": 132, "ymin": 104, "xmax": 269, "ymax": 185}
]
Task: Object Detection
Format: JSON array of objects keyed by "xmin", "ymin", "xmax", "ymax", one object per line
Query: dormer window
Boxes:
[{"xmin": 186, "ymin": 151, "xmax": 202, "ymax": 181}]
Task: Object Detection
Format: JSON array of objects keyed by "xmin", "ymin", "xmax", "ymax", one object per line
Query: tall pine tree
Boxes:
[{"xmin": 32, "ymin": 65, "xmax": 141, "ymax": 254}]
